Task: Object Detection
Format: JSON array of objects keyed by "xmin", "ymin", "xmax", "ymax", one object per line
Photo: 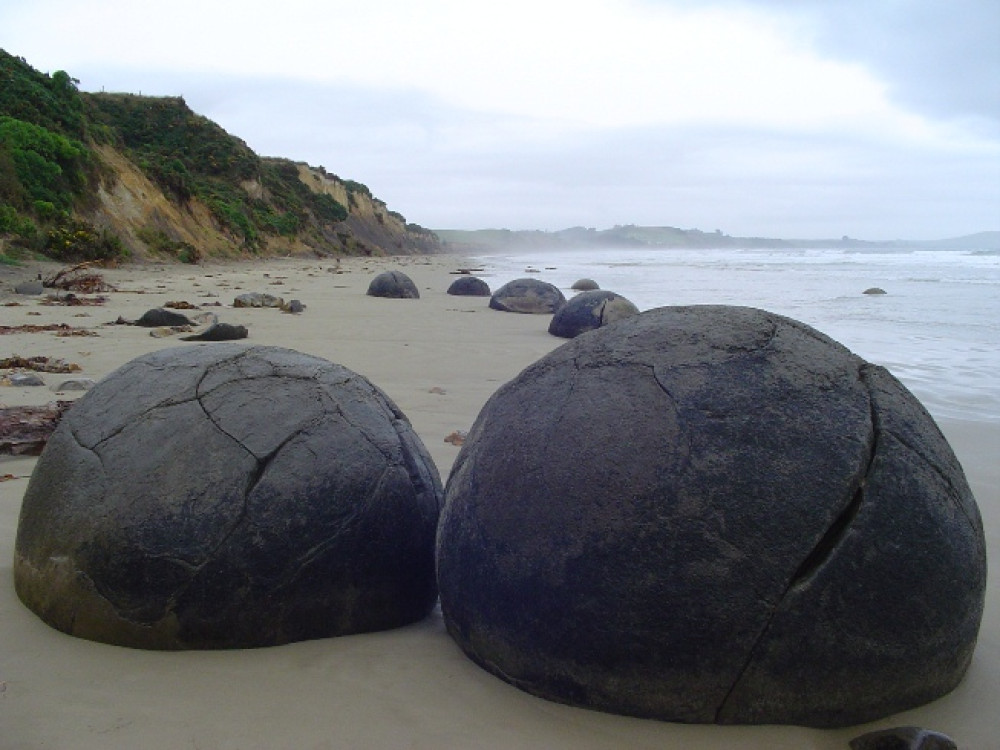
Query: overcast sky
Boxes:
[{"xmin": 3, "ymin": 0, "xmax": 999, "ymax": 239}]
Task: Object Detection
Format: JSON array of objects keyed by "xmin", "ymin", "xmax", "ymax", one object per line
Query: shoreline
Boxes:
[{"xmin": 1, "ymin": 256, "xmax": 997, "ymax": 749}]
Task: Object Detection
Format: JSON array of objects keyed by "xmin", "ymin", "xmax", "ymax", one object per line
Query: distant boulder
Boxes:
[
  {"xmin": 14, "ymin": 281, "xmax": 44, "ymax": 295},
  {"xmin": 134, "ymin": 308, "xmax": 192, "ymax": 327},
  {"xmin": 234, "ymin": 292, "xmax": 283, "ymax": 308},
  {"xmin": 571, "ymin": 278, "xmax": 600, "ymax": 291},
  {"xmin": 180, "ymin": 322, "xmax": 249, "ymax": 341},
  {"xmin": 548, "ymin": 290, "xmax": 639, "ymax": 338},
  {"xmin": 863, "ymin": 287, "xmax": 887, "ymax": 295},
  {"xmin": 447, "ymin": 276, "xmax": 491, "ymax": 297},
  {"xmin": 367, "ymin": 270, "xmax": 420, "ymax": 299},
  {"xmin": 489, "ymin": 278, "xmax": 565, "ymax": 314}
]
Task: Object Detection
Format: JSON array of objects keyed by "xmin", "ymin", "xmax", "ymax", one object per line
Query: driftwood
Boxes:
[
  {"xmin": 0, "ymin": 402, "xmax": 73, "ymax": 456},
  {"xmin": 43, "ymin": 262, "xmax": 116, "ymax": 294}
]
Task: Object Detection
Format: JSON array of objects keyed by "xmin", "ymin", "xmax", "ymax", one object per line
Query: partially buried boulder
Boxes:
[
  {"xmin": 571, "ymin": 278, "xmax": 600, "ymax": 291},
  {"xmin": 367, "ymin": 270, "xmax": 419, "ymax": 299},
  {"xmin": 548, "ymin": 290, "xmax": 639, "ymax": 338},
  {"xmin": 489, "ymin": 278, "xmax": 565, "ymax": 314},
  {"xmin": 447, "ymin": 276, "xmax": 491, "ymax": 297},
  {"xmin": 14, "ymin": 345, "xmax": 443, "ymax": 649},
  {"xmin": 133, "ymin": 308, "xmax": 192, "ymax": 327},
  {"xmin": 437, "ymin": 305, "xmax": 986, "ymax": 727}
]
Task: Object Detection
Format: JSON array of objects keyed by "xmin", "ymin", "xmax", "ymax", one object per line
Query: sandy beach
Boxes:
[{"xmin": 1, "ymin": 255, "xmax": 997, "ymax": 750}]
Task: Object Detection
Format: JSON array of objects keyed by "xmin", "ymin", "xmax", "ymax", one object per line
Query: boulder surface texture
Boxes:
[
  {"xmin": 489, "ymin": 278, "xmax": 566, "ymax": 314},
  {"xmin": 447, "ymin": 276, "xmax": 491, "ymax": 297},
  {"xmin": 367, "ymin": 270, "xmax": 420, "ymax": 299},
  {"xmin": 15, "ymin": 345, "xmax": 443, "ymax": 650},
  {"xmin": 437, "ymin": 305, "xmax": 986, "ymax": 727},
  {"xmin": 548, "ymin": 290, "xmax": 639, "ymax": 338}
]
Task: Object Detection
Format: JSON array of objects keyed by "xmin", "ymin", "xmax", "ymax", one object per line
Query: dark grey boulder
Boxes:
[
  {"xmin": 437, "ymin": 305, "xmax": 986, "ymax": 727},
  {"xmin": 367, "ymin": 270, "xmax": 419, "ymax": 299},
  {"xmin": 548, "ymin": 290, "xmax": 639, "ymax": 338},
  {"xmin": 180, "ymin": 322, "xmax": 249, "ymax": 341},
  {"xmin": 447, "ymin": 276, "xmax": 491, "ymax": 297},
  {"xmin": 571, "ymin": 278, "xmax": 600, "ymax": 291},
  {"xmin": 489, "ymin": 278, "xmax": 565, "ymax": 314},
  {"xmin": 14, "ymin": 280, "xmax": 45, "ymax": 295},
  {"xmin": 864, "ymin": 287, "xmax": 888, "ymax": 295},
  {"xmin": 850, "ymin": 726, "xmax": 957, "ymax": 750},
  {"xmin": 15, "ymin": 345, "xmax": 443, "ymax": 650},
  {"xmin": 134, "ymin": 308, "xmax": 192, "ymax": 327}
]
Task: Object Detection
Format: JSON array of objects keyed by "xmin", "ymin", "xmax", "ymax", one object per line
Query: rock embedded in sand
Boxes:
[
  {"xmin": 446, "ymin": 276, "xmax": 491, "ymax": 297},
  {"xmin": 849, "ymin": 726, "xmax": 958, "ymax": 750},
  {"xmin": 570, "ymin": 278, "xmax": 600, "ymax": 291},
  {"xmin": 437, "ymin": 305, "xmax": 987, "ymax": 728},
  {"xmin": 864, "ymin": 287, "xmax": 888, "ymax": 295},
  {"xmin": 133, "ymin": 308, "xmax": 193, "ymax": 327},
  {"xmin": 367, "ymin": 270, "xmax": 420, "ymax": 299},
  {"xmin": 548, "ymin": 290, "xmax": 639, "ymax": 338},
  {"xmin": 489, "ymin": 278, "xmax": 565, "ymax": 314},
  {"xmin": 14, "ymin": 345, "xmax": 444, "ymax": 650},
  {"xmin": 233, "ymin": 292, "xmax": 284, "ymax": 308}
]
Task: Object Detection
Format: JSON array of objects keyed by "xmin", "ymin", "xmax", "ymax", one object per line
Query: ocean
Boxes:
[{"xmin": 468, "ymin": 246, "xmax": 1000, "ymax": 424}]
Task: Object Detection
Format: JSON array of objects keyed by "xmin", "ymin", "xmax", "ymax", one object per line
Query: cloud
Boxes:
[{"xmin": 1, "ymin": 0, "xmax": 998, "ymax": 238}]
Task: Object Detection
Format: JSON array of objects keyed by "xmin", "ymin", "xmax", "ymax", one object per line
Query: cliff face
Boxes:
[
  {"xmin": 294, "ymin": 165, "xmax": 442, "ymax": 256},
  {"xmin": 81, "ymin": 146, "xmax": 443, "ymax": 261},
  {"xmin": 1, "ymin": 50, "xmax": 443, "ymax": 262}
]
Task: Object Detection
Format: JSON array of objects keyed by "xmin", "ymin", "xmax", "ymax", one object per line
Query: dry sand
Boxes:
[{"xmin": 1, "ymin": 256, "xmax": 996, "ymax": 750}]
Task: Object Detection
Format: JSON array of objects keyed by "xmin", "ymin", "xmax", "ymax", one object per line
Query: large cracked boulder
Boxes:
[
  {"xmin": 367, "ymin": 270, "xmax": 420, "ymax": 299},
  {"xmin": 15, "ymin": 345, "xmax": 443, "ymax": 650},
  {"xmin": 489, "ymin": 278, "xmax": 565, "ymax": 314},
  {"xmin": 548, "ymin": 290, "xmax": 639, "ymax": 338},
  {"xmin": 437, "ymin": 305, "xmax": 986, "ymax": 728}
]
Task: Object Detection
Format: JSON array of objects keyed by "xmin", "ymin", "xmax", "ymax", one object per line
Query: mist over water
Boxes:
[{"xmin": 471, "ymin": 246, "xmax": 1000, "ymax": 424}]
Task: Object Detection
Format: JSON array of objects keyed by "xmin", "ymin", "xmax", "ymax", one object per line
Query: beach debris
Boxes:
[
  {"xmin": 449, "ymin": 267, "xmax": 486, "ymax": 275},
  {"xmin": 165, "ymin": 300, "xmax": 200, "ymax": 310},
  {"xmin": 447, "ymin": 276, "xmax": 491, "ymax": 297},
  {"xmin": 234, "ymin": 292, "xmax": 283, "ymax": 308},
  {"xmin": 849, "ymin": 726, "xmax": 957, "ymax": 750},
  {"xmin": 52, "ymin": 378, "xmax": 96, "ymax": 392},
  {"xmin": 0, "ymin": 356, "xmax": 81, "ymax": 373},
  {"xmin": 444, "ymin": 430, "xmax": 467, "ymax": 445},
  {"xmin": 864, "ymin": 287, "xmax": 888, "ymax": 295},
  {"xmin": 281, "ymin": 299, "xmax": 306, "ymax": 314},
  {"xmin": 41, "ymin": 292, "xmax": 108, "ymax": 306},
  {"xmin": 13, "ymin": 346, "xmax": 443, "ymax": 649},
  {"xmin": 149, "ymin": 326, "xmax": 191, "ymax": 338},
  {"xmin": 0, "ymin": 402, "xmax": 73, "ymax": 455},
  {"xmin": 180, "ymin": 322, "xmax": 248, "ymax": 341},
  {"xmin": 0, "ymin": 323, "xmax": 96, "ymax": 336},
  {"xmin": 133, "ymin": 308, "xmax": 194, "ymax": 327},
  {"xmin": 429, "ymin": 386, "xmax": 447, "ymax": 395},
  {"xmin": 367, "ymin": 270, "xmax": 420, "ymax": 299},
  {"xmin": 43, "ymin": 262, "xmax": 116, "ymax": 294}
]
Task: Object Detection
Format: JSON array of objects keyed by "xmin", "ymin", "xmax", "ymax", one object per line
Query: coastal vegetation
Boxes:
[{"xmin": 0, "ymin": 49, "xmax": 440, "ymax": 264}]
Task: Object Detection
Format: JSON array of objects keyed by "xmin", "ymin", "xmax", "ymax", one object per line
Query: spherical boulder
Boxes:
[
  {"xmin": 447, "ymin": 276, "xmax": 491, "ymax": 297},
  {"xmin": 367, "ymin": 270, "xmax": 420, "ymax": 299},
  {"xmin": 15, "ymin": 344, "xmax": 443, "ymax": 650},
  {"xmin": 437, "ymin": 305, "xmax": 986, "ymax": 728},
  {"xmin": 489, "ymin": 278, "xmax": 565, "ymax": 314},
  {"xmin": 548, "ymin": 290, "xmax": 639, "ymax": 338},
  {"xmin": 571, "ymin": 278, "xmax": 600, "ymax": 291}
]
